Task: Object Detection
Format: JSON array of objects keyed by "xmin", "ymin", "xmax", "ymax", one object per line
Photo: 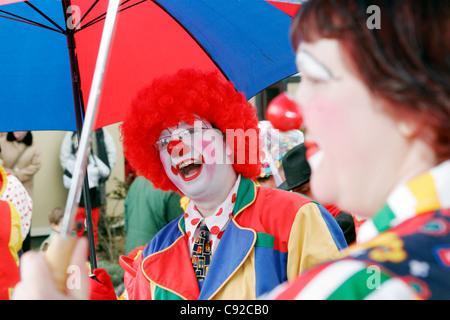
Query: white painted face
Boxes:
[
  {"xmin": 158, "ymin": 119, "xmax": 236, "ymax": 202},
  {"xmin": 294, "ymin": 39, "xmax": 414, "ymax": 216}
]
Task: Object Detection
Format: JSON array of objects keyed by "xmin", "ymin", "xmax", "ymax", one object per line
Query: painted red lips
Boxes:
[{"xmin": 171, "ymin": 155, "xmax": 205, "ymax": 181}]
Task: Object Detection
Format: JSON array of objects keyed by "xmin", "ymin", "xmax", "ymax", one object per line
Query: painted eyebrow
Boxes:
[
  {"xmin": 161, "ymin": 122, "xmax": 205, "ymax": 137},
  {"xmin": 297, "ymin": 50, "xmax": 336, "ymax": 79}
]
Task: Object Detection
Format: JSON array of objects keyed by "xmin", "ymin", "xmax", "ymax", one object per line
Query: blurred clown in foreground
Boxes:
[{"xmin": 269, "ymin": 0, "xmax": 450, "ymax": 300}]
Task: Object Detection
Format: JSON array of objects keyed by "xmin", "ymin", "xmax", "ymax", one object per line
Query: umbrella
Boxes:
[
  {"xmin": 0, "ymin": 0, "xmax": 302, "ymax": 133},
  {"xmin": 0, "ymin": 0, "xmax": 302, "ymax": 271}
]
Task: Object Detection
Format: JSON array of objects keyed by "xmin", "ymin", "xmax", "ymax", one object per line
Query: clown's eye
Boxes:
[
  {"xmin": 153, "ymin": 136, "xmax": 172, "ymax": 150},
  {"xmin": 160, "ymin": 137, "xmax": 171, "ymax": 147}
]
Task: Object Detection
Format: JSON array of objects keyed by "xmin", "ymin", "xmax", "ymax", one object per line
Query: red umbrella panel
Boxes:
[{"xmin": 0, "ymin": 0, "xmax": 301, "ymax": 132}]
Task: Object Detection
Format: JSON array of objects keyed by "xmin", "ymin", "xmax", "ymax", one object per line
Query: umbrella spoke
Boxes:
[
  {"xmin": 72, "ymin": 0, "xmax": 99, "ymax": 31},
  {"xmin": 75, "ymin": 0, "xmax": 145, "ymax": 33},
  {"xmin": 24, "ymin": 0, "xmax": 64, "ymax": 33},
  {"xmin": 0, "ymin": 10, "xmax": 62, "ymax": 32}
]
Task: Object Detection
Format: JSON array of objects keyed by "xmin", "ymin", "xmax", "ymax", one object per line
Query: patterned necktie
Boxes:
[{"xmin": 191, "ymin": 220, "xmax": 211, "ymax": 283}]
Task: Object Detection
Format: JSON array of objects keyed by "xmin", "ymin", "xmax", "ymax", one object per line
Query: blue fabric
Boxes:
[
  {"xmin": 254, "ymin": 246, "xmax": 288, "ymax": 296},
  {"xmin": 145, "ymin": 215, "xmax": 184, "ymax": 255},
  {"xmin": 198, "ymin": 220, "xmax": 255, "ymax": 300},
  {"xmin": 317, "ymin": 204, "xmax": 348, "ymax": 251},
  {"xmin": 348, "ymin": 209, "xmax": 450, "ymax": 299},
  {"xmin": 0, "ymin": 0, "xmax": 297, "ymax": 132},
  {"xmin": 0, "ymin": 0, "xmax": 76, "ymax": 131},
  {"xmin": 158, "ymin": 0, "xmax": 297, "ymax": 99}
]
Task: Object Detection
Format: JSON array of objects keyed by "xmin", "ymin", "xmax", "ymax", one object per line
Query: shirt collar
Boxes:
[
  {"xmin": 358, "ymin": 160, "xmax": 450, "ymax": 243},
  {"xmin": 184, "ymin": 175, "xmax": 241, "ymax": 237}
]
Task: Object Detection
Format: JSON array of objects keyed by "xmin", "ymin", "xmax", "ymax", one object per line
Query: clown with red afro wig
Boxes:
[{"xmin": 121, "ymin": 68, "xmax": 261, "ymax": 193}]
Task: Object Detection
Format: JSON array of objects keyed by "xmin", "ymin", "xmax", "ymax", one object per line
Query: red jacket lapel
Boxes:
[{"xmin": 142, "ymin": 234, "xmax": 200, "ymax": 300}]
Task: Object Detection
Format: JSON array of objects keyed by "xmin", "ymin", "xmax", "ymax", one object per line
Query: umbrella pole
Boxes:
[
  {"xmin": 65, "ymin": 29, "xmax": 98, "ymax": 270},
  {"xmin": 77, "ymin": 104, "xmax": 98, "ymax": 271},
  {"xmin": 82, "ymin": 176, "xmax": 98, "ymax": 270},
  {"xmin": 61, "ymin": 0, "xmax": 98, "ymax": 270},
  {"xmin": 45, "ymin": 0, "xmax": 119, "ymax": 292}
]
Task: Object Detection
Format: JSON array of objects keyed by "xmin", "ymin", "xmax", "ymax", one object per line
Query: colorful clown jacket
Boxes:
[
  {"xmin": 119, "ymin": 177, "xmax": 347, "ymax": 300},
  {"xmin": 270, "ymin": 160, "xmax": 450, "ymax": 300},
  {"xmin": 0, "ymin": 166, "xmax": 22, "ymax": 300}
]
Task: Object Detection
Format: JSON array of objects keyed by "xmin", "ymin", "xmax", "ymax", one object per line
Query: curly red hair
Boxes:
[{"xmin": 121, "ymin": 69, "xmax": 261, "ymax": 192}]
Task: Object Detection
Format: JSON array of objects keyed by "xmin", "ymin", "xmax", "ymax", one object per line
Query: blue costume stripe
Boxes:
[{"xmin": 317, "ymin": 204, "xmax": 348, "ymax": 251}]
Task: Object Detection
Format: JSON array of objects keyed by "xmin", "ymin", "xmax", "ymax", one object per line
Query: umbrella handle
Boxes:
[{"xmin": 45, "ymin": 233, "xmax": 77, "ymax": 293}]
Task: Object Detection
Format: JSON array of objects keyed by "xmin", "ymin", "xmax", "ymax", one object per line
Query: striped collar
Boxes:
[{"xmin": 358, "ymin": 160, "xmax": 450, "ymax": 243}]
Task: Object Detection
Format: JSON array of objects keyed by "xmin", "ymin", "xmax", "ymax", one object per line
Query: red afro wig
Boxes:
[{"xmin": 120, "ymin": 69, "xmax": 261, "ymax": 192}]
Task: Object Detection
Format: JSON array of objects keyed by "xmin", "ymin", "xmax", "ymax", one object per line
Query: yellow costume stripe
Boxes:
[
  {"xmin": 8, "ymin": 202, "xmax": 22, "ymax": 266},
  {"xmin": 287, "ymin": 202, "xmax": 343, "ymax": 279},
  {"xmin": 0, "ymin": 166, "xmax": 7, "ymax": 196},
  {"xmin": 407, "ymin": 172, "xmax": 441, "ymax": 215},
  {"xmin": 211, "ymin": 250, "xmax": 256, "ymax": 300}
]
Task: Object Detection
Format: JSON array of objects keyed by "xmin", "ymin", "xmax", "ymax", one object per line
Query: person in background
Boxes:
[
  {"xmin": 62, "ymin": 142, "xmax": 110, "ymax": 248},
  {"xmin": 123, "ymin": 174, "xmax": 184, "ymax": 255},
  {"xmin": 0, "ymin": 165, "xmax": 32, "ymax": 256},
  {"xmin": 278, "ymin": 143, "xmax": 357, "ymax": 245},
  {"xmin": 0, "ymin": 131, "xmax": 41, "ymax": 252},
  {"xmin": 60, "ymin": 128, "xmax": 116, "ymax": 248},
  {"xmin": 256, "ymin": 120, "xmax": 303, "ymax": 188},
  {"xmin": 269, "ymin": 0, "xmax": 450, "ymax": 299},
  {"xmin": 0, "ymin": 164, "xmax": 21, "ymax": 299},
  {"xmin": 60, "ymin": 128, "xmax": 117, "ymax": 209},
  {"xmin": 40, "ymin": 207, "xmax": 64, "ymax": 252}
]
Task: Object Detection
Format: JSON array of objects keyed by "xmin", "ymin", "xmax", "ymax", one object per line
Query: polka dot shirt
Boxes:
[
  {"xmin": 0, "ymin": 173, "xmax": 33, "ymax": 240},
  {"xmin": 184, "ymin": 175, "xmax": 241, "ymax": 258}
]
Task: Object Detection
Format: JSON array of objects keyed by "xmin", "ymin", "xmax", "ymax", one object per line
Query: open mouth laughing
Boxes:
[{"xmin": 172, "ymin": 155, "xmax": 205, "ymax": 181}]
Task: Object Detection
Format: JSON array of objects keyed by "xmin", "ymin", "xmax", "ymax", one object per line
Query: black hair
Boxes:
[{"xmin": 7, "ymin": 131, "xmax": 33, "ymax": 146}]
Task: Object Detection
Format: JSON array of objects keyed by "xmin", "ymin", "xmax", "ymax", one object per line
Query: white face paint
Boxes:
[
  {"xmin": 295, "ymin": 50, "xmax": 332, "ymax": 171},
  {"xmin": 296, "ymin": 50, "xmax": 334, "ymax": 82},
  {"xmin": 159, "ymin": 119, "xmax": 237, "ymax": 203},
  {"xmin": 293, "ymin": 39, "xmax": 417, "ymax": 217}
]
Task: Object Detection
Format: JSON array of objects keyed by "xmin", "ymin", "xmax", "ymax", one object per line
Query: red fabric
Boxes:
[
  {"xmin": 89, "ymin": 268, "xmax": 117, "ymax": 300},
  {"xmin": 143, "ymin": 235, "xmax": 200, "ymax": 300},
  {"xmin": 235, "ymin": 186, "xmax": 313, "ymax": 252},
  {"xmin": 0, "ymin": 201, "xmax": 20, "ymax": 300},
  {"xmin": 353, "ymin": 216, "xmax": 366, "ymax": 235},
  {"xmin": 119, "ymin": 252, "xmax": 153, "ymax": 300},
  {"xmin": 0, "ymin": 0, "xmax": 24, "ymax": 5},
  {"xmin": 267, "ymin": 1, "xmax": 301, "ymax": 17},
  {"xmin": 323, "ymin": 204, "xmax": 342, "ymax": 218},
  {"xmin": 75, "ymin": 206, "xmax": 100, "ymax": 247},
  {"xmin": 74, "ymin": 0, "xmax": 221, "ymax": 131}
]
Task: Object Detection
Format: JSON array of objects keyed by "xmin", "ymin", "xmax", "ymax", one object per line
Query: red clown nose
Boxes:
[
  {"xmin": 266, "ymin": 92, "xmax": 303, "ymax": 132},
  {"xmin": 167, "ymin": 140, "xmax": 190, "ymax": 157}
]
